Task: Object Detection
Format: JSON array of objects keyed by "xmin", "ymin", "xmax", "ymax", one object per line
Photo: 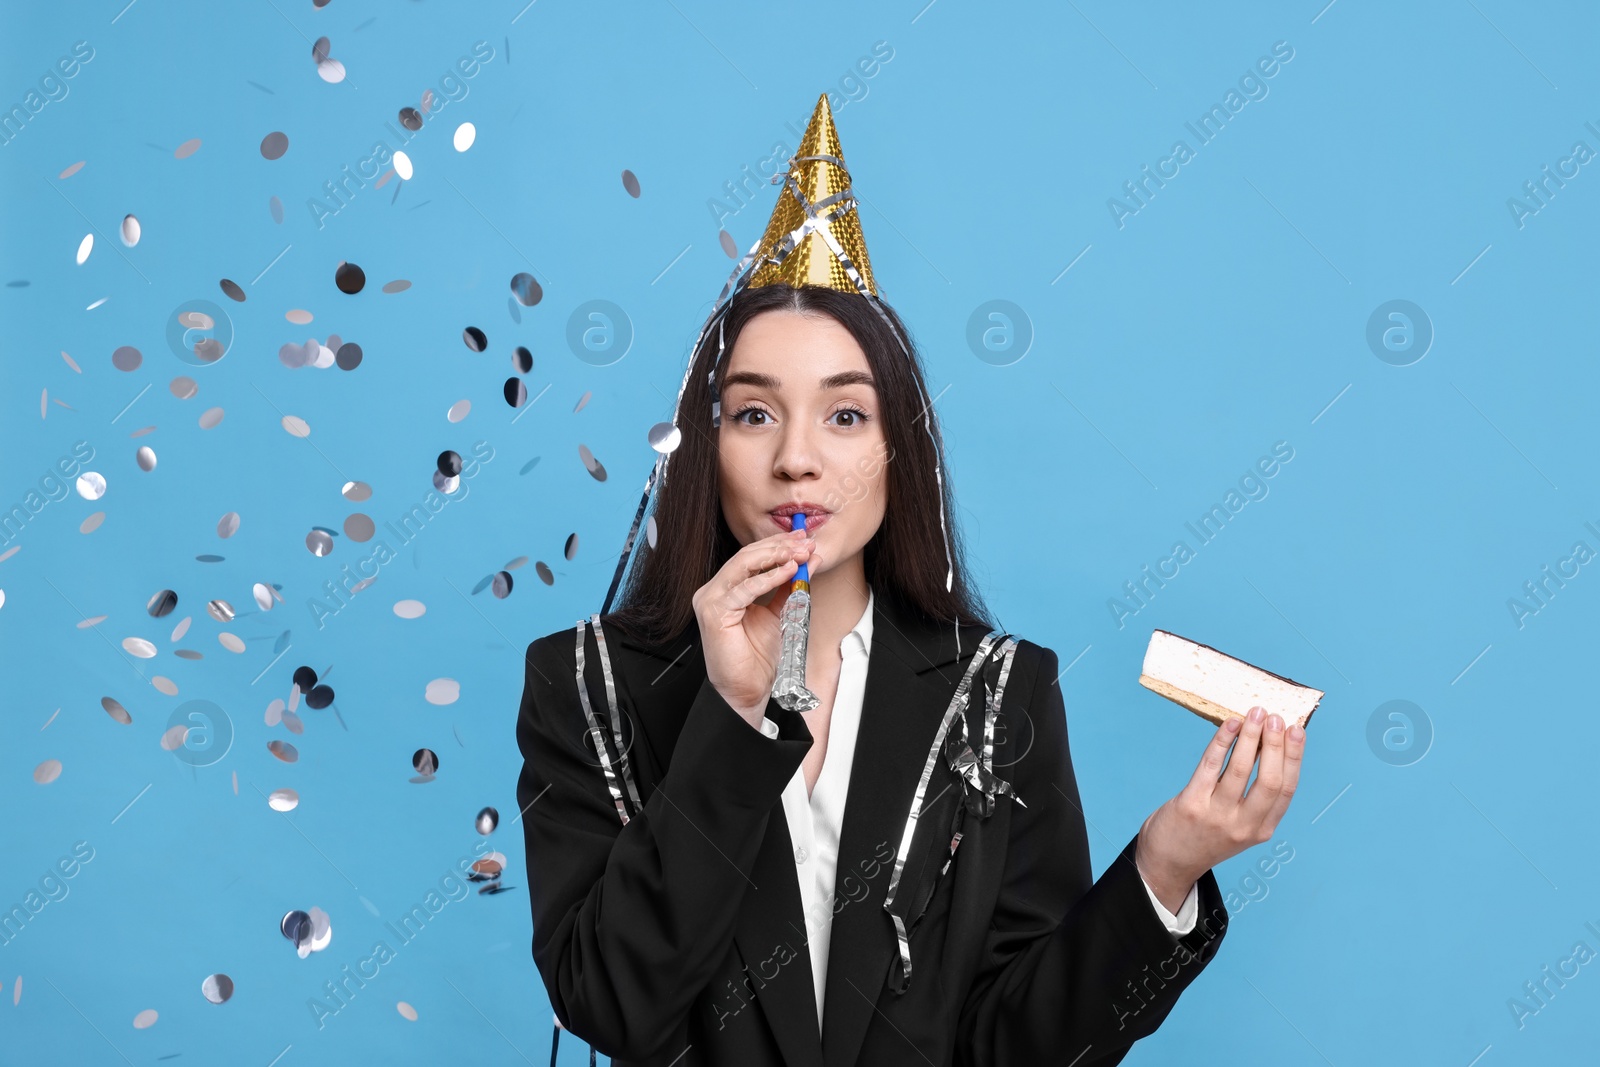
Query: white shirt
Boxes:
[{"xmin": 758, "ymin": 586, "xmax": 1198, "ymax": 1033}]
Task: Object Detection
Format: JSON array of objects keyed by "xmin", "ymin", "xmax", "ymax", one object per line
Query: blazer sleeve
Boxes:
[
  {"xmin": 516, "ymin": 630, "xmax": 812, "ymax": 1060},
  {"xmin": 955, "ymin": 643, "xmax": 1229, "ymax": 1067}
]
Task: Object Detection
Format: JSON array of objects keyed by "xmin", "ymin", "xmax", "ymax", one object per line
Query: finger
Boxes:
[
  {"xmin": 716, "ymin": 554, "xmax": 800, "ymax": 621},
  {"xmin": 1241, "ymin": 712, "xmax": 1287, "ymax": 824},
  {"xmin": 1256, "ymin": 719, "xmax": 1306, "ymax": 831},
  {"xmin": 1186, "ymin": 716, "xmax": 1241, "ymax": 798},
  {"xmin": 1217, "ymin": 706, "xmax": 1266, "ymax": 803},
  {"xmin": 728, "ymin": 532, "xmax": 810, "ymax": 580}
]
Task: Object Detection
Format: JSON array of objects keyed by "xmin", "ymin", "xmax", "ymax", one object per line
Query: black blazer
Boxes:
[{"xmin": 515, "ymin": 589, "xmax": 1229, "ymax": 1067}]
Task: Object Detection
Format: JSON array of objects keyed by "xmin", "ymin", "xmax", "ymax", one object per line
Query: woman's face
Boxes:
[{"xmin": 717, "ymin": 308, "xmax": 889, "ymax": 579}]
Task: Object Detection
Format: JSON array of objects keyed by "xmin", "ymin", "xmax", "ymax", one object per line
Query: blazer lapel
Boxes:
[
  {"xmin": 610, "ymin": 621, "xmax": 828, "ymax": 1067},
  {"xmin": 820, "ymin": 591, "xmax": 989, "ymax": 1067}
]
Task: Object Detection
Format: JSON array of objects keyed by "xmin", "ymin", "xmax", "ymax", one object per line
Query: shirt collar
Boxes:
[{"xmin": 843, "ymin": 585, "xmax": 874, "ymax": 657}]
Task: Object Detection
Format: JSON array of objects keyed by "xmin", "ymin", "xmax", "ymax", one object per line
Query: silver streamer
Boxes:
[
  {"xmin": 572, "ymin": 615, "xmax": 644, "ymax": 827},
  {"xmin": 880, "ymin": 633, "xmax": 1023, "ymax": 995}
]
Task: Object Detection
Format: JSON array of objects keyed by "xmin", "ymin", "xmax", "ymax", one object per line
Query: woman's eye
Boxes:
[
  {"xmin": 831, "ymin": 408, "xmax": 869, "ymax": 427},
  {"xmin": 733, "ymin": 407, "xmax": 769, "ymax": 426}
]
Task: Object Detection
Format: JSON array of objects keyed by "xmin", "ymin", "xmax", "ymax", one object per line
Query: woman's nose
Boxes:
[{"xmin": 772, "ymin": 424, "xmax": 821, "ymax": 479}]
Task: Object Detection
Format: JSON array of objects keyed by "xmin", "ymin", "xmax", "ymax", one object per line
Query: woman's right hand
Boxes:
[{"xmin": 694, "ymin": 528, "xmax": 819, "ymax": 724}]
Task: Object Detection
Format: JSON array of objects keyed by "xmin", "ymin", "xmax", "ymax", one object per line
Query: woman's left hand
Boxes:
[{"xmin": 1133, "ymin": 705, "xmax": 1307, "ymax": 912}]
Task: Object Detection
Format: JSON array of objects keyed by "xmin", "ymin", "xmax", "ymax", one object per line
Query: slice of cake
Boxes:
[{"xmin": 1138, "ymin": 629, "xmax": 1322, "ymax": 730}]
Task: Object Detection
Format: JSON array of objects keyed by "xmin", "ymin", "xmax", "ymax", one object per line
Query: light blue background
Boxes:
[{"xmin": 3, "ymin": 1, "xmax": 1597, "ymax": 1063}]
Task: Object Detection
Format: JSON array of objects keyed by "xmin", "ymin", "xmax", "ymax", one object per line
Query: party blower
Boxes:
[{"xmin": 771, "ymin": 512, "xmax": 821, "ymax": 712}]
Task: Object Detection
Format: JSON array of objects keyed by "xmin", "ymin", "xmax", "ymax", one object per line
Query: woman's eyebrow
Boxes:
[{"xmin": 722, "ymin": 369, "xmax": 876, "ymax": 390}]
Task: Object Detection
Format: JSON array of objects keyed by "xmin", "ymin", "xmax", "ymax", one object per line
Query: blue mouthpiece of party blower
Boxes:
[{"xmin": 792, "ymin": 512, "xmax": 808, "ymax": 582}]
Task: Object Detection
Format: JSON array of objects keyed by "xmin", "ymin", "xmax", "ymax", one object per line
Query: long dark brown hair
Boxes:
[{"xmin": 603, "ymin": 282, "xmax": 994, "ymax": 647}]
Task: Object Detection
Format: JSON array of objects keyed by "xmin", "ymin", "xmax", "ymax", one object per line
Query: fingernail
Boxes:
[
  {"xmin": 1267, "ymin": 713, "xmax": 1284, "ymax": 732},
  {"xmin": 1288, "ymin": 724, "xmax": 1305, "ymax": 741},
  {"xmin": 1248, "ymin": 706, "xmax": 1265, "ymax": 723},
  {"xmin": 1226, "ymin": 716, "xmax": 1242, "ymax": 733}
]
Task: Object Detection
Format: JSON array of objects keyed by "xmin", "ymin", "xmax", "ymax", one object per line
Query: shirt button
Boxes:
[{"xmin": 795, "ymin": 847, "xmax": 808, "ymax": 864}]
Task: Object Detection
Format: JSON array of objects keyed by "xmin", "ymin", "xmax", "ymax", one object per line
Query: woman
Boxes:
[{"xmin": 517, "ymin": 95, "xmax": 1307, "ymax": 1066}]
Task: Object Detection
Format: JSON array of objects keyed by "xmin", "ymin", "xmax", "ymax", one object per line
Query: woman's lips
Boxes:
[{"xmin": 770, "ymin": 511, "xmax": 830, "ymax": 533}]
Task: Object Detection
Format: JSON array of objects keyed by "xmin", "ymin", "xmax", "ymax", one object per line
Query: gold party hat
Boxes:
[{"xmin": 746, "ymin": 93, "xmax": 877, "ymax": 296}]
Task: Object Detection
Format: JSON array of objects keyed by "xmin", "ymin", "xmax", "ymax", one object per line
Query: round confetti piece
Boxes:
[
  {"xmin": 424, "ymin": 678, "xmax": 459, "ymax": 706},
  {"xmin": 510, "ymin": 273, "xmax": 542, "ymax": 307},
  {"xmin": 132, "ymin": 1009, "xmax": 158, "ymax": 1029},
  {"xmin": 648, "ymin": 422, "xmax": 682, "ymax": 453},
  {"xmin": 335, "ymin": 261, "xmax": 365, "ymax": 294},
  {"xmin": 34, "ymin": 759, "xmax": 63, "ymax": 784},
  {"xmin": 76, "ymin": 472, "xmax": 106, "ymax": 499},
  {"xmin": 261, "ymin": 131, "xmax": 289, "ymax": 160},
  {"xmin": 201, "ymin": 975, "xmax": 234, "ymax": 1005},
  {"xmin": 393, "ymin": 600, "xmax": 425, "ymax": 619}
]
